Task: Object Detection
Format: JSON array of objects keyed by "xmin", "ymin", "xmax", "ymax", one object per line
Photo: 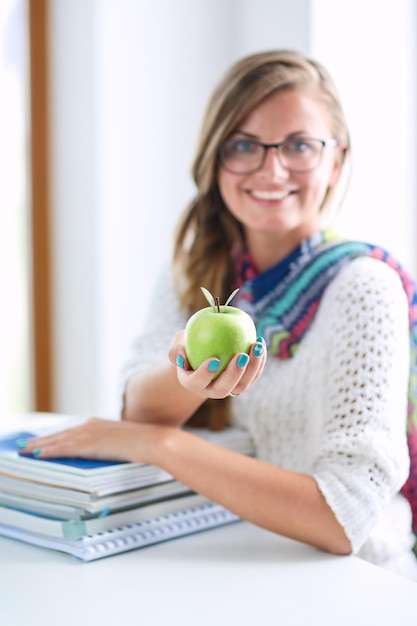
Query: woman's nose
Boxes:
[{"xmin": 259, "ymin": 147, "xmax": 289, "ymax": 178}]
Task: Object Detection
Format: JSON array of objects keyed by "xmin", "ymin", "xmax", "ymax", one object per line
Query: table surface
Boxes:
[{"xmin": 1, "ymin": 414, "xmax": 416, "ymax": 626}]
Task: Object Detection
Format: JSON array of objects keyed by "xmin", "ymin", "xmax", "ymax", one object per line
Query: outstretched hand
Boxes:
[{"xmin": 169, "ymin": 331, "xmax": 266, "ymax": 399}]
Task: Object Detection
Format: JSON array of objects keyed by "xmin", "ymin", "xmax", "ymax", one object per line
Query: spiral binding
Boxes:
[
  {"xmin": 80, "ymin": 503, "xmax": 240, "ymax": 560},
  {"xmin": 0, "ymin": 502, "xmax": 240, "ymax": 561}
]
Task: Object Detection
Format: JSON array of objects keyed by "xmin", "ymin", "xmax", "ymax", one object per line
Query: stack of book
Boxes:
[{"xmin": 0, "ymin": 423, "xmax": 254, "ymax": 561}]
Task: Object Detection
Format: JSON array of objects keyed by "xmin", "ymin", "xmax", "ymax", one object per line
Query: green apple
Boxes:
[{"xmin": 184, "ymin": 287, "xmax": 257, "ymax": 377}]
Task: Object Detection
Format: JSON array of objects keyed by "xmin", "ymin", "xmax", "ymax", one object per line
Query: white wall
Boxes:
[
  {"xmin": 94, "ymin": 0, "xmax": 315, "ymax": 416},
  {"xmin": 94, "ymin": 0, "xmax": 238, "ymax": 417},
  {"xmin": 48, "ymin": 0, "xmax": 417, "ymax": 417},
  {"xmin": 49, "ymin": 0, "xmax": 98, "ymax": 414},
  {"xmin": 312, "ymin": 0, "xmax": 417, "ymax": 268}
]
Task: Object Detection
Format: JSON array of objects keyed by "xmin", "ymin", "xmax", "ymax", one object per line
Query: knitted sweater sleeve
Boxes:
[
  {"xmin": 312, "ymin": 257, "xmax": 411, "ymax": 553},
  {"xmin": 117, "ymin": 266, "xmax": 189, "ymax": 411}
]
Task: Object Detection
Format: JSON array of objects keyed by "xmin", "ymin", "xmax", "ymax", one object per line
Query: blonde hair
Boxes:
[
  {"xmin": 174, "ymin": 49, "xmax": 350, "ymax": 312},
  {"xmin": 173, "ymin": 50, "xmax": 350, "ymax": 429}
]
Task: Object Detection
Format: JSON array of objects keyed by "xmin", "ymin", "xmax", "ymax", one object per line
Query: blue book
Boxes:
[{"xmin": 1, "ymin": 432, "xmax": 124, "ymax": 469}]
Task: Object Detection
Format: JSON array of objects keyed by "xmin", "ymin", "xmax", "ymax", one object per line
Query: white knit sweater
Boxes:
[{"xmin": 120, "ymin": 257, "xmax": 417, "ymax": 579}]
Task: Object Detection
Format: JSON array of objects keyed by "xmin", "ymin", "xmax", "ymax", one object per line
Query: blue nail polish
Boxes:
[
  {"xmin": 176, "ymin": 355, "xmax": 185, "ymax": 369},
  {"xmin": 253, "ymin": 342, "xmax": 264, "ymax": 357},
  {"xmin": 256, "ymin": 336, "xmax": 265, "ymax": 344},
  {"xmin": 16, "ymin": 438, "xmax": 28, "ymax": 449},
  {"xmin": 32, "ymin": 449, "xmax": 42, "ymax": 456},
  {"xmin": 237, "ymin": 353, "xmax": 250, "ymax": 368},
  {"xmin": 208, "ymin": 359, "xmax": 220, "ymax": 373}
]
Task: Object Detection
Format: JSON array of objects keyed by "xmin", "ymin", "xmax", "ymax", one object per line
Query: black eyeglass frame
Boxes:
[{"xmin": 218, "ymin": 136, "xmax": 339, "ymax": 174}]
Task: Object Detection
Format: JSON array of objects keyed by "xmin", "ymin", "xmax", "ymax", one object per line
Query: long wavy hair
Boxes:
[{"xmin": 173, "ymin": 50, "xmax": 351, "ymax": 429}]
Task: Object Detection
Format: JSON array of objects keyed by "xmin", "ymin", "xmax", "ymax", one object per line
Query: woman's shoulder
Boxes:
[
  {"xmin": 327, "ymin": 254, "xmax": 408, "ymax": 301},
  {"xmin": 318, "ymin": 254, "xmax": 410, "ymax": 331}
]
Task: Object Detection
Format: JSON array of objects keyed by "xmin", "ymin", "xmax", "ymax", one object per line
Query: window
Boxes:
[{"xmin": 0, "ymin": 0, "xmax": 31, "ymax": 416}]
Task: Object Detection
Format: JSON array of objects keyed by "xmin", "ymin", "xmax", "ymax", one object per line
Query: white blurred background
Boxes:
[{"xmin": 1, "ymin": 0, "xmax": 416, "ymax": 419}]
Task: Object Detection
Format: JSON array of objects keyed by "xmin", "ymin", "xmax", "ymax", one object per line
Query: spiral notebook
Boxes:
[{"xmin": 0, "ymin": 498, "xmax": 240, "ymax": 561}]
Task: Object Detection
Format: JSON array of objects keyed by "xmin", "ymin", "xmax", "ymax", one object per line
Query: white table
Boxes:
[
  {"xmin": 1, "ymin": 414, "xmax": 416, "ymax": 625},
  {"xmin": 1, "ymin": 521, "xmax": 416, "ymax": 626}
]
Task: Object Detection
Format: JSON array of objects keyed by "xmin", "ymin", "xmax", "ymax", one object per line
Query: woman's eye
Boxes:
[
  {"xmin": 232, "ymin": 140, "xmax": 257, "ymax": 153},
  {"xmin": 286, "ymin": 139, "xmax": 310, "ymax": 152}
]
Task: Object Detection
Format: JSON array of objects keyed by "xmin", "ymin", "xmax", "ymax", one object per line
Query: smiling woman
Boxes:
[{"xmin": 22, "ymin": 49, "xmax": 417, "ymax": 581}]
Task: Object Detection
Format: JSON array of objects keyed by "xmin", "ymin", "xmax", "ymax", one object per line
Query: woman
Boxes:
[{"xmin": 22, "ymin": 50, "xmax": 417, "ymax": 578}]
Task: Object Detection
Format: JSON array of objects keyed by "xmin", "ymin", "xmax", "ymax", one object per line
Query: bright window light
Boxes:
[{"xmin": 0, "ymin": 0, "xmax": 31, "ymax": 417}]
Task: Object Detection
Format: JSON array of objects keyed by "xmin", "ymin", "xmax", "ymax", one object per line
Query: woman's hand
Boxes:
[
  {"xmin": 169, "ymin": 332, "xmax": 266, "ymax": 399},
  {"xmin": 17, "ymin": 418, "xmax": 167, "ymax": 463}
]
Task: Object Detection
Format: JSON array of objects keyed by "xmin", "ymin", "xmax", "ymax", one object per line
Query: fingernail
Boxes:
[
  {"xmin": 16, "ymin": 438, "xmax": 28, "ymax": 449},
  {"xmin": 256, "ymin": 336, "xmax": 265, "ymax": 344},
  {"xmin": 237, "ymin": 353, "xmax": 249, "ymax": 368},
  {"xmin": 253, "ymin": 342, "xmax": 264, "ymax": 357},
  {"xmin": 208, "ymin": 359, "xmax": 220, "ymax": 372},
  {"xmin": 176, "ymin": 355, "xmax": 185, "ymax": 369},
  {"xmin": 32, "ymin": 449, "xmax": 42, "ymax": 456}
]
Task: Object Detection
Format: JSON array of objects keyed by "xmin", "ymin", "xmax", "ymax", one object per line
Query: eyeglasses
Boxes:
[{"xmin": 218, "ymin": 136, "xmax": 339, "ymax": 174}]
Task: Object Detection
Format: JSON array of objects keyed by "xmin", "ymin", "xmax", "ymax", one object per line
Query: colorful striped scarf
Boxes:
[{"xmin": 232, "ymin": 229, "xmax": 417, "ymax": 534}]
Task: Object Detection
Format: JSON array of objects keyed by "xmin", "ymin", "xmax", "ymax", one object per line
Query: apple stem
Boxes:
[{"xmin": 215, "ymin": 296, "xmax": 221, "ymax": 313}]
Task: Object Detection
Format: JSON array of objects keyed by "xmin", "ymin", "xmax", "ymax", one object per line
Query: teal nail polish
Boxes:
[
  {"xmin": 253, "ymin": 342, "xmax": 264, "ymax": 357},
  {"xmin": 176, "ymin": 355, "xmax": 185, "ymax": 369},
  {"xmin": 208, "ymin": 359, "xmax": 220, "ymax": 373},
  {"xmin": 256, "ymin": 336, "xmax": 265, "ymax": 344},
  {"xmin": 32, "ymin": 449, "xmax": 42, "ymax": 456},
  {"xmin": 16, "ymin": 439, "xmax": 28, "ymax": 449},
  {"xmin": 237, "ymin": 353, "xmax": 250, "ymax": 368}
]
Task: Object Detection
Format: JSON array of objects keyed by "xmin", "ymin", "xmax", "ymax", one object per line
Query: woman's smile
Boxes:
[{"xmin": 247, "ymin": 188, "xmax": 293, "ymax": 202}]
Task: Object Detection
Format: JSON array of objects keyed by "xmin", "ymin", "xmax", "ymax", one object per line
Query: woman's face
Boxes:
[{"xmin": 217, "ymin": 88, "xmax": 343, "ymax": 254}]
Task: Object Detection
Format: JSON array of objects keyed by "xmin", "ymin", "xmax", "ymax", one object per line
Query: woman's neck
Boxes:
[{"xmin": 245, "ymin": 227, "xmax": 319, "ymax": 272}]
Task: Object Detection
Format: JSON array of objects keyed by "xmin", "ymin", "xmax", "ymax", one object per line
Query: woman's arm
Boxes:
[
  {"xmin": 311, "ymin": 258, "xmax": 411, "ymax": 553},
  {"xmin": 154, "ymin": 426, "xmax": 351, "ymax": 555},
  {"xmin": 20, "ymin": 418, "xmax": 351, "ymax": 555},
  {"xmin": 123, "ymin": 331, "xmax": 266, "ymax": 425},
  {"xmin": 119, "ymin": 268, "xmax": 265, "ymax": 425},
  {"xmin": 122, "ymin": 361, "xmax": 202, "ymax": 426}
]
